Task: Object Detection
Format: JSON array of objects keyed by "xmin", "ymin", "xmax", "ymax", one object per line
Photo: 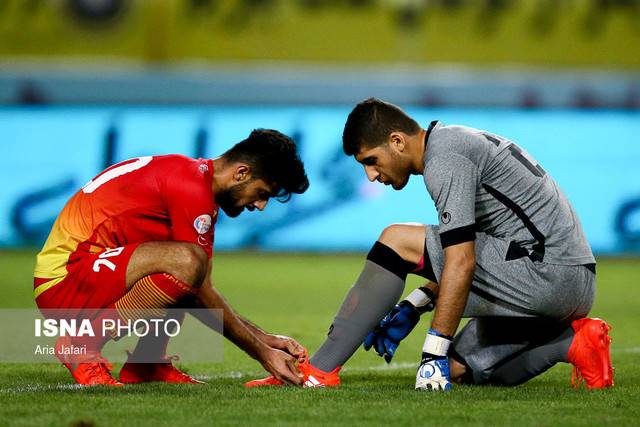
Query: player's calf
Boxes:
[{"xmin": 62, "ymin": 272, "xmax": 200, "ymax": 377}]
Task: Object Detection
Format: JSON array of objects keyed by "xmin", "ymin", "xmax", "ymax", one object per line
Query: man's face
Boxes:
[
  {"xmin": 354, "ymin": 140, "xmax": 411, "ymax": 190},
  {"xmin": 216, "ymin": 178, "xmax": 276, "ymax": 218}
]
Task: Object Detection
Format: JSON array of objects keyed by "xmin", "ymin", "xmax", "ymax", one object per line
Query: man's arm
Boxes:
[
  {"xmin": 430, "ymin": 240, "xmax": 475, "ymax": 336},
  {"xmin": 237, "ymin": 316, "xmax": 305, "ymax": 360},
  {"xmin": 192, "ymin": 262, "xmax": 303, "ymax": 385},
  {"xmin": 415, "ymin": 240, "xmax": 475, "ymax": 391},
  {"xmin": 189, "ymin": 263, "xmax": 305, "ymax": 358}
]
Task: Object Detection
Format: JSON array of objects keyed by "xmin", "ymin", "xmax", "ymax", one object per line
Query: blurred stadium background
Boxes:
[{"xmin": 1, "ymin": 0, "xmax": 639, "ymax": 255}]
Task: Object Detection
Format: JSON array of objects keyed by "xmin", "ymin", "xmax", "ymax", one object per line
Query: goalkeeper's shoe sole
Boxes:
[
  {"xmin": 568, "ymin": 317, "xmax": 614, "ymax": 389},
  {"xmin": 55, "ymin": 336, "xmax": 123, "ymax": 386}
]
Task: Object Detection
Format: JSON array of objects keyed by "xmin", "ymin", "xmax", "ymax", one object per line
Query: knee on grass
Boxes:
[{"xmin": 449, "ymin": 357, "xmax": 474, "ymax": 385}]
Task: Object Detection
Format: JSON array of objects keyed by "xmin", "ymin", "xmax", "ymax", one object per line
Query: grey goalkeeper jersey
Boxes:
[{"xmin": 423, "ymin": 121, "xmax": 595, "ymax": 266}]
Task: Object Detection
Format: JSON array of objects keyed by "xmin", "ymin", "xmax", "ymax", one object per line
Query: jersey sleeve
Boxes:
[
  {"xmin": 424, "ymin": 153, "xmax": 478, "ymax": 248},
  {"xmin": 162, "ymin": 160, "xmax": 216, "ymax": 257}
]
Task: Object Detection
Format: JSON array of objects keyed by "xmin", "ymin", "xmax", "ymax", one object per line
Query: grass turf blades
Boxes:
[{"xmin": 0, "ymin": 251, "xmax": 638, "ymax": 426}]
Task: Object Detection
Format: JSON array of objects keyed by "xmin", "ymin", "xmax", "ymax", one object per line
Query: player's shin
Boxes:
[
  {"xmin": 487, "ymin": 326, "xmax": 574, "ymax": 386},
  {"xmin": 77, "ymin": 273, "xmax": 197, "ymax": 354},
  {"xmin": 309, "ymin": 242, "xmax": 412, "ymax": 372},
  {"xmin": 119, "ymin": 309, "xmax": 203, "ymax": 384},
  {"xmin": 127, "ymin": 310, "xmax": 186, "ymax": 362}
]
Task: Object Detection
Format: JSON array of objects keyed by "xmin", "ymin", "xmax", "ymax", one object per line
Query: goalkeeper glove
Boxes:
[
  {"xmin": 363, "ymin": 287, "xmax": 435, "ymax": 363},
  {"xmin": 415, "ymin": 328, "xmax": 452, "ymax": 391}
]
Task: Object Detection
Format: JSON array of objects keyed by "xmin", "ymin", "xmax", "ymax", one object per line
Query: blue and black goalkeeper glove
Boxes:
[{"xmin": 363, "ymin": 287, "xmax": 436, "ymax": 363}]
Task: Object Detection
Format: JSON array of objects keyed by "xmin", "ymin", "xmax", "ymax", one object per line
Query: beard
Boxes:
[
  {"xmin": 391, "ymin": 174, "xmax": 410, "ymax": 190},
  {"xmin": 216, "ymin": 182, "xmax": 249, "ymax": 218},
  {"xmin": 388, "ymin": 150, "xmax": 410, "ymax": 190}
]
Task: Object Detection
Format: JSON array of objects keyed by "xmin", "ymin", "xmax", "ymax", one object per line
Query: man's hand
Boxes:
[
  {"xmin": 415, "ymin": 328, "xmax": 453, "ymax": 391},
  {"xmin": 262, "ymin": 334, "xmax": 307, "ymax": 363},
  {"xmin": 258, "ymin": 347, "xmax": 304, "ymax": 386},
  {"xmin": 415, "ymin": 355, "xmax": 451, "ymax": 391},
  {"xmin": 194, "ymin": 285, "xmax": 303, "ymax": 385},
  {"xmin": 363, "ymin": 287, "xmax": 435, "ymax": 363},
  {"xmin": 364, "ymin": 301, "xmax": 419, "ymax": 362}
]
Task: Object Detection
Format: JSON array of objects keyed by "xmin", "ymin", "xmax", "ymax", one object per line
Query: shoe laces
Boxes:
[
  {"xmin": 571, "ymin": 366, "xmax": 583, "ymax": 388},
  {"xmin": 160, "ymin": 355, "xmax": 193, "ymax": 380},
  {"xmin": 81, "ymin": 352, "xmax": 114, "ymax": 371},
  {"xmin": 160, "ymin": 354, "xmax": 180, "ymax": 369},
  {"xmin": 164, "ymin": 354, "xmax": 180, "ymax": 363},
  {"xmin": 83, "ymin": 356, "xmax": 116, "ymax": 379}
]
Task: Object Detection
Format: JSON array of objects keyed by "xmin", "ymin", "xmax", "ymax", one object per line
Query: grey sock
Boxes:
[
  {"xmin": 487, "ymin": 326, "xmax": 574, "ymax": 386},
  {"xmin": 310, "ymin": 260, "xmax": 405, "ymax": 372}
]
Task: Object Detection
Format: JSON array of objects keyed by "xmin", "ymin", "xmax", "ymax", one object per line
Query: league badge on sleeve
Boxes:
[{"xmin": 193, "ymin": 214, "xmax": 212, "ymax": 234}]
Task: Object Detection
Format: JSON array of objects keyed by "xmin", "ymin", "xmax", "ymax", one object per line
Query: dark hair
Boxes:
[
  {"xmin": 224, "ymin": 129, "xmax": 309, "ymax": 202},
  {"xmin": 342, "ymin": 98, "xmax": 421, "ymax": 156}
]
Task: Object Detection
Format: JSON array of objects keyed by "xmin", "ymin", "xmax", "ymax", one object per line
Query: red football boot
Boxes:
[
  {"xmin": 299, "ymin": 361, "xmax": 341, "ymax": 388},
  {"xmin": 244, "ymin": 375, "xmax": 285, "ymax": 387},
  {"xmin": 245, "ymin": 349, "xmax": 341, "ymax": 388},
  {"xmin": 55, "ymin": 336, "xmax": 123, "ymax": 386},
  {"xmin": 568, "ymin": 318, "xmax": 614, "ymax": 389},
  {"xmin": 119, "ymin": 354, "xmax": 204, "ymax": 384}
]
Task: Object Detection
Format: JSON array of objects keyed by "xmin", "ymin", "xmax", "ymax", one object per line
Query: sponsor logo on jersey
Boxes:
[
  {"xmin": 198, "ymin": 163, "xmax": 209, "ymax": 173},
  {"xmin": 193, "ymin": 214, "xmax": 212, "ymax": 234},
  {"xmin": 440, "ymin": 212, "xmax": 451, "ymax": 224}
]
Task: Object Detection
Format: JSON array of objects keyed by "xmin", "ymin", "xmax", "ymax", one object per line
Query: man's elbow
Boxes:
[
  {"xmin": 454, "ymin": 255, "xmax": 475, "ymax": 276},
  {"xmin": 444, "ymin": 243, "xmax": 476, "ymax": 275}
]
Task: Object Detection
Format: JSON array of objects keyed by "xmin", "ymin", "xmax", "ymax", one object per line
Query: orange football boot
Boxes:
[
  {"xmin": 119, "ymin": 354, "xmax": 204, "ymax": 384},
  {"xmin": 299, "ymin": 360, "xmax": 341, "ymax": 388},
  {"xmin": 55, "ymin": 336, "xmax": 123, "ymax": 386},
  {"xmin": 568, "ymin": 317, "xmax": 614, "ymax": 389},
  {"xmin": 244, "ymin": 349, "xmax": 341, "ymax": 388}
]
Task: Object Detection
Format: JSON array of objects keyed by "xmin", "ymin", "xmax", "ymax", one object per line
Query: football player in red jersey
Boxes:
[{"xmin": 34, "ymin": 129, "xmax": 309, "ymax": 386}]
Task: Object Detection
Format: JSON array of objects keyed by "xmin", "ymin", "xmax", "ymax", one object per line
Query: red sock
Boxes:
[
  {"xmin": 129, "ymin": 311, "xmax": 186, "ymax": 362},
  {"xmin": 81, "ymin": 274, "xmax": 197, "ymax": 353}
]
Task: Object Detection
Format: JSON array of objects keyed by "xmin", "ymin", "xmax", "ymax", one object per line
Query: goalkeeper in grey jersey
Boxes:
[{"xmin": 246, "ymin": 98, "xmax": 613, "ymax": 390}]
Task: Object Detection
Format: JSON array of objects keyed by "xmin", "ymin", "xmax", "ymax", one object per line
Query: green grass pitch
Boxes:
[{"xmin": 0, "ymin": 250, "xmax": 638, "ymax": 426}]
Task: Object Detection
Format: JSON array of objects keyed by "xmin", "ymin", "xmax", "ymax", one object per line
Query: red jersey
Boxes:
[{"xmin": 34, "ymin": 155, "xmax": 218, "ymax": 280}]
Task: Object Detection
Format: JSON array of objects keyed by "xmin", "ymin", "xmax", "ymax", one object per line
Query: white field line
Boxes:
[
  {"xmin": 616, "ymin": 346, "xmax": 640, "ymax": 354},
  {"xmin": 0, "ymin": 362, "xmax": 416, "ymax": 393},
  {"xmin": 0, "ymin": 384, "xmax": 85, "ymax": 393},
  {"xmin": 1, "ymin": 349, "xmax": 637, "ymax": 393},
  {"xmin": 196, "ymin": 362, "xmax": 417, "ymax": 381}
]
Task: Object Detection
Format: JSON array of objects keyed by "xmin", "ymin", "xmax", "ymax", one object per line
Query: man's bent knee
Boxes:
[
  {"xmin": 127, "ymin": 242, "xmax": 209, "ymax": 289},
  {"xmin": 171, "ymin": 243, "xmax": 208, "ymax": 287},
  {"xmin": 449, "ymin": 357, "xmax": 474, "ymax": 385},
  {"xmin": 377, "ymin": 223, "xmax": 425, "ymax": 265}
]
